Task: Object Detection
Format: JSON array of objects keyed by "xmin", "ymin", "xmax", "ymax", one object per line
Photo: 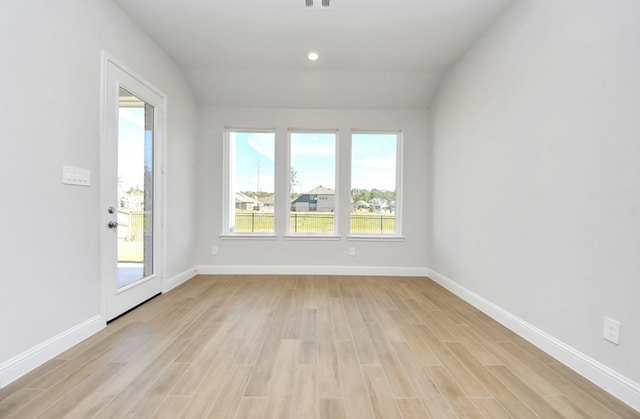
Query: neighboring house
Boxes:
[
  {"xmin": 355, "ymin": 200, "xmax": 370, "ymax": 210},
  {"xmin": 258, "ymin": 195, "xmax": 275, "ymax": 212},
  {"xmin": 120, "ymin": 193, "xmax": 144, "ymax": 209},
  {"xmin": 291, "ymin": 185, "xmax": 335, "ymax": 212},
  {"xmin": 369, "ymin": 197, "xmax": 389, "ymax": 212},
  {"xmin": 235, "ymin": 192, "xmax": 259, "ymax": 210}
]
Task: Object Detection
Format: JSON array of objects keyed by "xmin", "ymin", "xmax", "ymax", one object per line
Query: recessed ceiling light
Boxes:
[
  {"xmin": 307, "ymin": 51, "xmax": 319, "ymax": 61},
  {"xmin": 305, "ymin": 0, "xmax": 330, "ymax": 8}
]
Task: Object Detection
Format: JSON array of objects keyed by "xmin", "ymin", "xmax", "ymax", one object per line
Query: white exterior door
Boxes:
[{"xmin": 100, "ymin": 55, "xmax": 165, "ymax": 321}]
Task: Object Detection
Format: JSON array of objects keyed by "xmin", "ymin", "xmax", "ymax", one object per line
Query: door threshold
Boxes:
[{"xmin": 107, "ymin": 292, "xmax": 161, "ymax": 324}]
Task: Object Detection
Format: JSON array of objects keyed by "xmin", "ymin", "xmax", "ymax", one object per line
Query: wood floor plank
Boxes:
[
  {"xmin": 34, "ymin": 361, "xmax": 126, "ymax": 419},
  {"xmin": 125, "ymin": 363, "xmax": 189, "ymax": 418},
  {"xmin": 330, "ymin": 297, "xmax": 353, "ymax": 341},
  {"xmin": 234, "ymin": 397, "xmax": 267, "ymax": 419},
  {"xmin": 456, "ymin": 324, "xmax": 502, "ymax": 366},
  {"xmin": 206, "ymin": 364, "xmax": 254, "ymax": 419},
  {"xmin": 93, "ymin": 339, "xmax": 190, "ymax": 419},
  {"xmin": 444, "ymin": 342, "xmax": 538, "ymax": 419},
  {"xmin": 63, "ymin": 392, "xmax": 116, "ymax": 418},
  {"xmin": 300, "ymin": 308, "xmax": 318, "ymax": 364},
  {"xmin": 427, "ymin": 365, "xmax": 485, "ymax": 419},
  {"xmin": 390, "ymin": 341, "xmax": 457, "ymax": 418},
  {"xmin": 317, "ymin": 321, "xmax": 343, "ymax": 398},
  {"xmin": 8, "ymin": 346, "xmax": 129, "ymax": 418},
  {"xmin": 244, "ymin": 289, "xmax": 294, "ymax": 397},
  {"xmin": 415, "ymin": 325, "xmax": 491, "ymax": 398},
  {"xmin": 0, "ymin": 388, "xmax": 43, "ymax": 417},
  {"xmin": 319, "ymin": 398, "xmax": 346, "ymax": 419},
  {"xmin": 361, "ymin": 365, "xmax": 402, "ymax": 419},
  {"xmin": 177, "ymin": 338, "xmax": 243, "ymax": 417},
  {"xmin": 472, "ymin": 397, "xmax": 512, "ymax": 419},
  {"xmin": 488, "ymin": 365, "xmax": 565, "ymax": 419},
  {"xmin": 395, "ymin": 398, "xmax": 431, "ymax": 419},
  {"xmin": 263, "ymin": 339, "xmax": 299, "ymax": 418},
  {"xmin": 546, "ymin": 394, "xmax": 596, "ymax": 419},
  {"xmin": 170, "ymin": 330, "xmax": 241, "ymax": 396},
  {"xmin": 335, "ymin": 340, "xmax": 376, "ymax": 419},
  {"xmin": 339, "ymin": 286, "xmax": 379, "ymax": 366},
  {"xmin": 387, "ymin": 310, "xmax": 442, "ymax": 366},
  {"xmin": 364, "ymin": 323, "xmax": 416, "ymax": 397},
  {"xmin": 283, "ymin": 278, "xmax": 305, "ymax": 339},
  {"xmin": 291, "ymin": 365, "xmax": 319, "ymax": 419},
  {"xmin": 152, "ymin": 395, "xmax": 190, "ymax": 419}
]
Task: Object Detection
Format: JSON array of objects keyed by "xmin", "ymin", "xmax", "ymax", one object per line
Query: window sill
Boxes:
[
  {"xmin": 348, "ymin": 235, "xmax": 405, "ymax": 242},
  {"xmin": 219, "ymin": 233, "xmax": 278, "ymax": 240},
  {"xmin": 283, "ymin": 234, "xmax": 341, "ymax": 241}
]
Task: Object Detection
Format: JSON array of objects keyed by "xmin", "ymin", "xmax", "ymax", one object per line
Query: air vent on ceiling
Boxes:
[{"xmin": 305, "ymin": 0, "xmax": 330, "ymax": 8}]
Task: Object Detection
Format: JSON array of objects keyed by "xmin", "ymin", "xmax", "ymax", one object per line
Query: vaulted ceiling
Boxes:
[{"xmin": 113, "ymin": 0, "xmax": 512, "ymax": 108}]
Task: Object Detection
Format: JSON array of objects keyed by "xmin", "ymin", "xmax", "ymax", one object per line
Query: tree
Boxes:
[{"xmin": 290, "ymin": 167, "xmax": 298, "ymax": 190}]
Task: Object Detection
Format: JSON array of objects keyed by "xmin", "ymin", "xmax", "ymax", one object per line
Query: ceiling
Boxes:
[{"xmin": 113, "ymin": 0, "xmax": 513, "ymax": 108}]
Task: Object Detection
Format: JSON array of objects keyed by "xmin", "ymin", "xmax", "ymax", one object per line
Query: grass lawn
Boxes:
[
  {"xmin": 234, "ymin": 211, "xmax": 395, "ymax": 234},
  {"xmin": 118, "ymin": 240, "xmax": 143, "ymax": 263}
]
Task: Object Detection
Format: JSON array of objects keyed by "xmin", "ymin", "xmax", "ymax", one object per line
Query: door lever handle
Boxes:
[{"xmin": 108, "ymin": 221, "xmax": 119, "ymax": 229}]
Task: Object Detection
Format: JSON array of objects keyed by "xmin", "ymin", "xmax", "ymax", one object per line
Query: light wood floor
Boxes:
[{"xmin": 1, "ymin": 275, "xmax": 638, "ymax": 418}]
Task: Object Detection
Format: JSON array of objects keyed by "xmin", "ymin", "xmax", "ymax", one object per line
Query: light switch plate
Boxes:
[{"xmin": 63, "ymin": 165, "xmax": 91, "ymax": 186}]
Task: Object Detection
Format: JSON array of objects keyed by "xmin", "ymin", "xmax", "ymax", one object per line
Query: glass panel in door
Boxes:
[{"xmin": 117, "ymin": 88, "xmax": 154, "ymax": 289}]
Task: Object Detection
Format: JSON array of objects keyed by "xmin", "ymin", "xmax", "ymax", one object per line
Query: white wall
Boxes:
[
  {"xmin": 196, "ymin": 107, "xmax": 429, "ymax": 272},
  {"xmin": 0, "ymin": 0, "xmax": 197, "ymax": 378},
  {"xmin": 430, "ymin": 0, "xmax": 640, "ymax": 392}
]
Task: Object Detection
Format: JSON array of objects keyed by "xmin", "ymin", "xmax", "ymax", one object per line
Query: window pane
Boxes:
[
  {"xmin": 229, "ymin": 131, "xmax": 275, "ymax": 233},
  {"xmin": 290, "ymin": 132, "xmax": 336, "ymax": 233},
  {"xmin": 351, "ymin": 133, "xmax": 398, "ymax": 235}
]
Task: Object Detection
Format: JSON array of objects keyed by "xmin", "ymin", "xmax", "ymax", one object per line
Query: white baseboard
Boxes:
[
  {"xmin": 164, "ymin": 267, "xmax": 199, "ymax": 293},
  {"xmin": 426, "ymin": 268, "xmax": 640, "ymax": 412},
  {"xmin": 195, "ymin": 264, "xmax": 430, "ymax": 277},
  {"xmin": 0, "ymin": 315, "xmax": 104, "ymax": 388}
]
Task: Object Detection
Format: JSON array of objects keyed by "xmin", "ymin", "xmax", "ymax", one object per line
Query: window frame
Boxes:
[
  {"xmin": 348, "ymin": 130, "xmax": 403, "ymax": 239},
  {"xmin": 221, "ymin": 127, "xmax": 277, "ymax": 237}
]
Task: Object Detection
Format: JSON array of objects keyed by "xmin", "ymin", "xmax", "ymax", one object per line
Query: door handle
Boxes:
[{"xmin": 108, "ymin": 221, "xmax": 119, "ymax": 229}]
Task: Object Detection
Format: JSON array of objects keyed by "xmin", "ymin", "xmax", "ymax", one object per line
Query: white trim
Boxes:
[
  {"xmin": 283, "ymin": 234, "xmax": 341, "ymax": 241},
  {"xmin": 348, "ymin": 235, "xmax": 405, "ymax": 242},
  {"xmin": 195, "ymin": 264, "xmax": 429, "ymax": 277},
  {"xmin": 220, "ymin": 234, "xmax": 278, "ymax": 240},
  {"xmin": 163, "ymin": 267, "xmax": 199, "ymax": 293},
  {"xmin": 0, "ymin": 315, "xmax": 104, "ymax": 388},
  {"xmin": 426, "ymin": 268, "xmax": 640, "ymax": 412}
]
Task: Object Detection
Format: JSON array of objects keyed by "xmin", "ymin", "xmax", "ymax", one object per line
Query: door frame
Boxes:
[{"xmin": 99, "ymin": 51, "xmax": 167, "ymax": 322}]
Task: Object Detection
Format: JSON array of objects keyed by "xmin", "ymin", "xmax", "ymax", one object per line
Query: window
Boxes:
[
  {"xmin": 226, "ymin": 130, "xmax": 275, "ymax": 233},
  {"xmin": 289, "ymin": 131, "xmax": 337, "ymax": 234},
  {"xmin": 350, "ymin": 132, "xmax": 401, "ymax": 235}
]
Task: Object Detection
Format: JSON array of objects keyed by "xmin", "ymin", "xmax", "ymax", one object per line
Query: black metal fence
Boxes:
[{"xmin": 234, "ymin": 211, "xmax": 395, "ymax": 234}]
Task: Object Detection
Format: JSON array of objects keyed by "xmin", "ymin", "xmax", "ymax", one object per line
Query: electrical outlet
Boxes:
[
  {"xmin": 603, "ymin": 317, "xmax": 620, "ymax": 345},
  {"xmin": 211, "ymin": 246, "xmax": 218, "ymax": 255},
  {"xmin": 349, "ymin": 247, "xmax": 356, "ymax": 256}
]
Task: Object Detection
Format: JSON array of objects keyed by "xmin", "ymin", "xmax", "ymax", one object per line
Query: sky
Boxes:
[
  {"xmin": 231, "ymin": 131, "xmax": 397, "ymax": 194},
  {"xmin": 118, "ymin": 107, "xmax": 149, "ymax": 192}
]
